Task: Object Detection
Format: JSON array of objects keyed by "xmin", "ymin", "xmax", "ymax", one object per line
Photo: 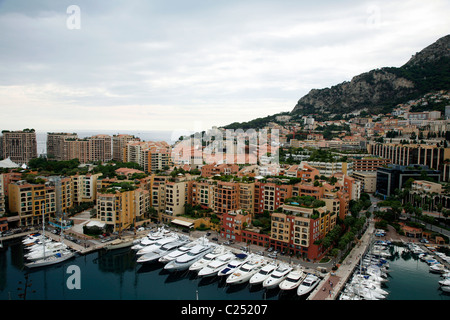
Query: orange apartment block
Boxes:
[
  {"xmin": 254, "ymin": 181, "xmax": 293, "ymax": 215},
  {"xmin": 221, "ymin": 209, "xmax": 252, "ymax": 242},
  {"xmin": 8, "ymin": 181, "xmax": 56, "ymax": 226},
  {"xmin": 270, "ymin": 203, "xmax": 337, "ymax": 260},
  {"xmin": 214, "ymin": 181, "xmax": 239, "ymax": 215},
  {"xmin": 201, "ymin": 163, "xmax": 240, "ymax": 177}
]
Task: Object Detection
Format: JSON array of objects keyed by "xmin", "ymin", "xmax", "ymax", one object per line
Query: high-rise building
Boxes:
[
  {"xmin": 369, "ymin": 142, "xmax": 450, "ymax": 181},
  {"xmin": 46, "ymin": 132, "xmax": 78, "ymax": 160},
  {"xmin": 124, "ymin": 141, "xmax": 171, "ymax": 173},
  {"xmin": 1, "ymin": 129, "xmax": 37, "ymax": 164},
  {"xmin": 112, "ymin": 134, "xmax": 140, "ymax": 162},
  {"xmin": 46, "ymin": 133, "xmax": 112, "ymax": 163}
]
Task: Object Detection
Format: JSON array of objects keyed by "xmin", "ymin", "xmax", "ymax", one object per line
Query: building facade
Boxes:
[
  {"xmin": 8, "ymin": 181, "xmax": 56, "ymax": 226},
  {"xmin": 376, "ymin": 164, "xmax": 441, "ymax": 197},
  {"xmin": 1, "ymin": 129, "xmax": 37, "ymax": 164}
]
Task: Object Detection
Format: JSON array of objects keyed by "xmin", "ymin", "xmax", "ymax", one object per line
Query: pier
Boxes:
[{"xmin": 308, "ymin": 220, "xmax": 375, "ymax": 300}]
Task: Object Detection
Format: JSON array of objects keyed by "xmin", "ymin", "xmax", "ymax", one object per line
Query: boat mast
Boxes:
[{"xmin": 42, "ymin": 202, "xmax": 45, "ymax": 259}]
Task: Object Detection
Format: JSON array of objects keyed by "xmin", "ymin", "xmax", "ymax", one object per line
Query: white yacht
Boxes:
[
  {"xmin": 189, "ymin": 246, "xmax": 228, "ymax": 272},
  {"xmin": 22, "ymin": 233, "xmax": 46, "ymax": 245},
  {"xmin": 136, "ymin": 235, "xmax": 179, "ymax": 256},
  {"xmin": 198, "ymin": 252, "xmax": 236, "ymax": 278},
  {"xmin": 26, "ymin": 241, "xmax": 67, "ymax": 253},
  {"xmin": 217, "ymin": 253, "xmax": 249, "ymax": 277},
  {"xmin": 430, "ymin": 263, "xmax": 449, "ymax": 274},
  {"xmin": 137, "ymin": 239, "xmax": 189, "ymax": 264},
  {"xmin": 197, "ymin": 252, "xmax": 236, "ymax": 277},
  {"xmin": 25, "ymin": 250, "xmax": 75, "ymax": 268},
  {"xmin": 439, "ymin": 278, "xmax": 450, "ymax": 286},
  {"xmin": 24, "ymin": 237, "xmax": 52, "ymax": 249},
  {"xmin": 441, "ymin": 286, "xmax": 450, "ymax": 293},
  {"xmin": 158, "ymin": 241, "xmax": 198, "ymax": 264},
  {"xmin": 279, "ymin": 267, "xmax": 306, "ymax": 291},
  {"xmin": 132, "ymin": 227, "xmax": 171, "ymax": 249},
  {"xmin": 248, "ymin": 262, "xmax": 278, "ymax": 285},
  {"xmin": 226, "ymin": 256, "xmax": 266, "ymax": 285},
  {"xmin": 297, "ymin": 274, "xmax": 320, "ymax": 296},
  {"xmin": 25, "ymin": 244, "xmax": 69, "ymax": 261},
  {"xmin": 262, "ymin": 263, "xmax": 293, "ymax": 289},
  {"xmin": 349, "ymin": 277, "xmax": 389, "ymax": 297},
  {"xmin": 164, "ymin": 242, "xmax": 215, "ymax": 272}
]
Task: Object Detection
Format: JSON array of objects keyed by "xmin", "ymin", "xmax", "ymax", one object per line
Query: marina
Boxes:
[{"xmin": 0, "ymin": 220, "xmax": 449, "ymax": 300}]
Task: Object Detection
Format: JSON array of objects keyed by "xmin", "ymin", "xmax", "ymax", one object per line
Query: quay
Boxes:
[
  {"xmin": 7, "ymin": 217, "xmax": 449, "ymax": 301},
  {"xmin": 308, "ymin": 220, "xmax": 375, "ymax": 300}
]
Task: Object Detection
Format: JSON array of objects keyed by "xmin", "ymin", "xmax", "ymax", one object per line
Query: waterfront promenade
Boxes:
[{"xmin": 308, "ymin": 220, "xmax": 375, "ymax": 300}]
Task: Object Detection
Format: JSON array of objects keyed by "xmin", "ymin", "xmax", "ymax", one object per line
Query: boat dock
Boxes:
[{"xmin": 308, "ymin": 220, "xmax": 375, "ymax": 300}]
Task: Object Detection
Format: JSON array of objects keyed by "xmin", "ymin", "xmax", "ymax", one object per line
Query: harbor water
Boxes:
[{"xmin": 0, "ymin": 239, "xmax": 449, "ymax": 300}]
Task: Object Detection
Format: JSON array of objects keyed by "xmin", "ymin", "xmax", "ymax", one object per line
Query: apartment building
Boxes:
[
  {"xmin": 214, "ymin": 181, "xmax": 239, "ymax": 215},
  {"xmin": 304, "ymin": 161, "xmax": 353, "ymax": 177},
  {"xmin": 189, "ymin": 179, "xmax": 216, "ymax": 210},
  {"xmin": 201, "ymin": 163, "xmax": 239, "ymax": 177},
  {"xmin": 221, "ymin": 209, "xmax": 252, "ymax": 241},
  {"xmin": 0, "ymin": 172, "xmax": 23, "ymax": 196},
  {"xmin": 163, "ymin": 180, "xmax": 187, "ymax": 217},
  {"xmin": 72, "ymin": 173, "xmax": 102, "ymax": 204},
  {"xmin": 8, "ymin": 181, "xmax": 56, "ymax": 226},
  {"xmin": 46, "ymin": 132, "xmax": 78, "ymax": 160},
  {"xmin": 1, "ymin": 129, "xmax": 37, "ymax": 164},
  {"xmin": 352, "ymin": 171, "xmax": 377, "ymax": 193},
  {"xmin": 369, "ymin": 143, "xmax": 450, "ymax": 181},
  {"xmin": 350, "ymin": 157, "xmax": 391, "ymax": 172},
  {"xmin": 96, "ymin": 187, "xmax": 149, "ymax": 233},
  {"xmin": 47, "ymin": 176, "xmax": 74, "ymax": 215},
  {"xmin": 47, "ymin": 133, "xmax": 112, "ymax": 163},
  {"xmin": 254, "ymin": 181, "xmax": 292, "ymax": 215},
  {"xmin": 407, "ymin": 179, "xmax": 450, "ymax": 211},
  {"xmin": 270, "ymin": 203, "xmax": 337, "ymax": 260},
  {"xmin": 411, "ymin": 180, "xmax": 443, "ymax": 194},
  {"xmin": 292, "ymin": 183, "xmax": 324, "ymax": 199},
  {"xmin": 112, "ymin": 134, "xmax": 140, "ymax": 162},
  {"xmin": 342, "ymin": 176, "xmax": 361, "ymax": 201},
  {"xmin": 297, "ymin": 163, "xmax": 320, "ymax": 181},
  {"xmin": 125, "ymin": 141, "xmax": 171, "ymax": 173},
  {"xmin": 238, "ymin": 182, "xmax": 255, "ymax": 214}
]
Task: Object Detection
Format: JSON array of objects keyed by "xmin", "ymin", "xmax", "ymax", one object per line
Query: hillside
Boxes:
[
  {"xmin": 291, "ymin": 35, "xmax": 450, "ymax": 116},
  {"xmin": 222, "ymin": 35, "xmax": 450, "ymax": 130}
]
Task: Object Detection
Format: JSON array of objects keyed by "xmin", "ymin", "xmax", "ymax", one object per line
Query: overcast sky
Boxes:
[{"xmin": 0, "ymin": 0, "xmax": 449, "ymax": 135}]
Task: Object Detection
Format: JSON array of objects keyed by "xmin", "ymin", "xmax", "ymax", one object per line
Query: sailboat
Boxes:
[{"xmin": 25, "ymin": 208, "xmax": 75, "ymax": 268}]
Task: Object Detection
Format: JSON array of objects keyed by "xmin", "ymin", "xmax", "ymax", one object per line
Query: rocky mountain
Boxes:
[{"xmin": 291, "ymin": 34, "xmax": 450, "ymax": 116}]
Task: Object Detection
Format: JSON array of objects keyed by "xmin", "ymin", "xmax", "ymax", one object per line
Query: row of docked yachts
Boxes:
[
  {"xmin": 21, "ymin": 233, "xmax": 75, "ymax": 268},
  {"xmin": 339, "ymin": 240, "xmax": 392, "ymax": 300},
  {"xmin": 132, "ymin": 228, "xmax": 321, "ymax": 297},
  {"xmin": 406, "ymin": 242, "xmax": 450, "ymax": 293}
]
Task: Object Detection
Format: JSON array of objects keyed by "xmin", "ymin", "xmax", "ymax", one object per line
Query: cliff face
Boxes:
[{"xmin": 291, "ymin": 35, "xmax": 450, "ymax": 115}]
